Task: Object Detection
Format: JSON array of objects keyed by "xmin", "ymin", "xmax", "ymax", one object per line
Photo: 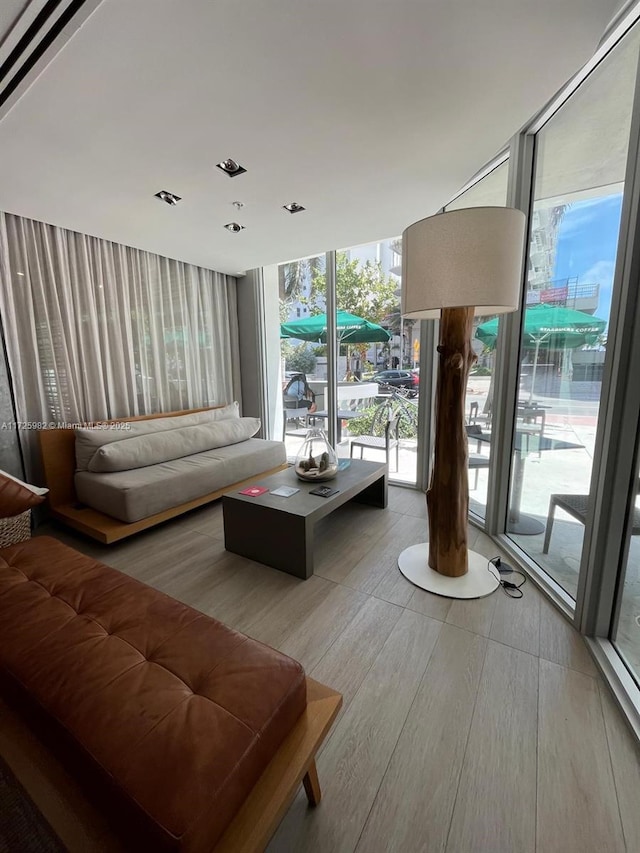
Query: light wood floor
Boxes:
[{"xmin": 26, "ymin": 487, "xmax": 640, "ymax": 852}]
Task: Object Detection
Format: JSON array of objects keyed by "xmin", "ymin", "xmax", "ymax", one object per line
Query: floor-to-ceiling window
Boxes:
[
  {"xmin": 613, "ymin": 430, "xmax": 640, "ymax": 685},
  {"xmin": 444, "ymin": 159, "xmax": 509, "ymax": 519},
  {"xmin": 279, "ymin": 252, "xmax": 325, "ymax": 461},
  {"xmin": 278, "ymin": 239, "xmax": 422, "ymax": 485},
  {"xmin": 506, "ymin": 24, "xmax": 640, "ymax": 600},
  {"xmin": 332, "ymin": 237, "xmax": 420, "ymax": 484}
]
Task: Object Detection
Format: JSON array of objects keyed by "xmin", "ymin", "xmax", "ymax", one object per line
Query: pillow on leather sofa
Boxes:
[
  {"xmin": 88, "ymin": 417, "xmax": 261, "ymax": 472},
  {"xmin": 0, "ymin": 470, "xmax": 48, "ymax": 517},
  {"xmin": 75, "ymin": 403, "xmax": 240, "ymax": 470}
]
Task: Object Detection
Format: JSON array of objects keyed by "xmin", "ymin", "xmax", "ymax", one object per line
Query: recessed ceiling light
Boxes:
[
  {"xmin": 155, "ymin": 190, "xmax": 181, "ymax": 205},
  {"xmin": 16, "ymin": 271, "xmax": 25, "ymax": 276},
  {"xmin": 216, "ymin": 158, "xmax": 247, "ymax": 178},
  {"xmin": 224, "ymin": 222, "xmax": 245, "ymax": 233},
  {"xmin": 283, "ymin": 202, "xmax": 306, "ymax": 214}
]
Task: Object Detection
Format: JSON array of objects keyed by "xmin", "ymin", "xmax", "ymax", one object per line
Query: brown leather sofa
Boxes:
[{"xmin": 0, "ymin": 536, "xmax": 338, "ymax": 852}]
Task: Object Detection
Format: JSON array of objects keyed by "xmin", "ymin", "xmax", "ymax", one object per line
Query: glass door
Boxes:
[
  {"xmin": 279, "ymin": 253, "xmax": 325, "ymax": 462},
  {"xmin": 506, "ymin": 25, "xmax": 640, "ymax": 600}
]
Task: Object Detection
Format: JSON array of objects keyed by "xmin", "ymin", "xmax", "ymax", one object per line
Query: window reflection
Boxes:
[{"xmin": 507, "ymin": 25, "xmax": 640, "ymax": 599}]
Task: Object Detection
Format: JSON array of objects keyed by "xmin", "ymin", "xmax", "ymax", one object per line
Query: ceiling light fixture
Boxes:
[
  {"xmin": 216, "ymin": 158, "xmax": 247, "ymax": 178},
  {"xmin": 283, "ymin": 202, "xmax": 306, "ymax": 214},
  {"xmin": 155, "ymin": 190, "xmax": 181, "ymax": 205},
  {"xmin": 224, "ymin": 222, "xmax": 245, "ymax": 233}
]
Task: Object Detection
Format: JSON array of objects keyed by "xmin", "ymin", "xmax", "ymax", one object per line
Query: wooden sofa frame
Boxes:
[
  {"xmin": 38, "ymin": 407, "xmax": 287, "ymax": 544},
  {"xmin": 0, "ymin": 677, "xmax": 341, "ymax": 852}
]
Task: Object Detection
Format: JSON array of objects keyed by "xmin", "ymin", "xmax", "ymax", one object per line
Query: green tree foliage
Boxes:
[
  {"xmin": 306, "ymin": 252, "xmax": 399, "ymax": 369},
  {"xmin": 307, "ymin": 252, "xmax": 397, "ymax": 325},
  {"xmin": 347, "ymin": 404, "xmax": 417, "ymax": 440},
  {"xmin": 281, "ymin": 341, "xmax": 317, "ymax": 375},
  {"xmin": 279, "ymin": 252, "xmax": 399, "ymax": 372}
]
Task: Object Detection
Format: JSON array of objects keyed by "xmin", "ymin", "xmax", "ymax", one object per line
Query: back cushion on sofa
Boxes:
[
  {"xmin": 75, "ymin": 403, "xmax": 240, "ymax": 470},
  {"xmin": 87, "ymin": 417, "xmax": 261, "ymax": 473}
]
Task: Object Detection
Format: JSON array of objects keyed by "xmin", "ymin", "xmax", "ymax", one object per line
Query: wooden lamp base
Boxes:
[
  {"xmin": 399, "ymin": 307, "xmax": 500, "ymax": 598},
  {"xmin": 426, "ymin": 306, "xmax": 477, "ymax": 577}
]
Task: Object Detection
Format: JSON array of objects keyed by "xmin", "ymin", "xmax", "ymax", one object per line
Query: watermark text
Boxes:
[{"xmin": 1, "ymin": 421, "xmax": 132, "ymax": 431}]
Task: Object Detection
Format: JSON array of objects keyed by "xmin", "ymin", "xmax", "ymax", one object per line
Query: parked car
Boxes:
[{"xmin": 371, "ymin": 369, "xmax": 419, "ymax": 396}]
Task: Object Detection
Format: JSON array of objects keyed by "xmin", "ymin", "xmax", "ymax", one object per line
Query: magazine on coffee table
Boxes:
[
  {"xmin": 270, "ymin": 486, "xmax": 300, "ymax": 498},
  {"xmin": 238, "ymin": 486, "xmax": 269, "ymax": 497},
  {"xmin": 309, "ymin": 485, "xmax": 339, "ymax": 498}
]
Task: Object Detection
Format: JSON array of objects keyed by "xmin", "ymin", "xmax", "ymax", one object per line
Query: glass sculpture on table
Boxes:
[{"xmin": 294, "ymin": 428, "xmax": 338, "ymax": 482}]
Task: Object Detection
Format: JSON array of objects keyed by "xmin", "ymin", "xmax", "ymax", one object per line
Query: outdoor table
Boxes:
[
  {"xmin": 474, "ymin": 430, "xmax": 584, "ymax": 535},
  {"xmin": 517, "ymin": 401, "xmax": 552, "ymax": 408},
  {"xmin": 307, "ymin": 410, "xmax": 361, "ymax": 443}
]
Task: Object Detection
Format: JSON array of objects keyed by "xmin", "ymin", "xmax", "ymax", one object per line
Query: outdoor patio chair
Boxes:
[
  {"xmin": 466, "ymin": 424, "xmax": 490, "ymax": 491},
  {"xmin": 349, "ymin": 412, "xmax": 400, "ymax": 471},
  {"xmin": 543, "ymin": 493, "xmax": 640, "ymax": 553},
  {"xmin": 282, "ymin": 402, "xmax": 312, "ymax": 439}
]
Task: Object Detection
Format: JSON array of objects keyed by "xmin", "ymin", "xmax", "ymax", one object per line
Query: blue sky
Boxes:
[{"xmin": 552, "ymin": 194, "xmax": 624, "ymax": 323}]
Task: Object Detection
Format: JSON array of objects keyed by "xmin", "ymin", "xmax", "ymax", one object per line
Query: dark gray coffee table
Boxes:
[{"xmin": 222, "ymin": 459, "xmax": 387, "ymax": 579}]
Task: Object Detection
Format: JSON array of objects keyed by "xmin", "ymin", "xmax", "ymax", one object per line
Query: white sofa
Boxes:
[{"xmin": 39, "ymin": 405, "xmax": 287, "ymax": 543}]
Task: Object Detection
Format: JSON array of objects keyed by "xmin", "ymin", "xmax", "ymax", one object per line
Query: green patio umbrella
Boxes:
[
  {"xmin": 475, "ymin": 303, "xmax": 606, "ymax": 349},
  {"xmin": 476, "ymin": 303, "xmax": 607, "ymax": 401},
  {"xmin": 280, "ymin": 309, "xmax": 391, "ymax": 343}
]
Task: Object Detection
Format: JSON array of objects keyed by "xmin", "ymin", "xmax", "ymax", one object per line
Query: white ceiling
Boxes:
[{"xmin": 0, "ymin": 0, "xmax": 622, "ymax": 275}]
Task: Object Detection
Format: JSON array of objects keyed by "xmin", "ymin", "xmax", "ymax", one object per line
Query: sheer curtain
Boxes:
[{"xmin": 0, "ymin": 212, "xmax": 241, "ymax": 474}]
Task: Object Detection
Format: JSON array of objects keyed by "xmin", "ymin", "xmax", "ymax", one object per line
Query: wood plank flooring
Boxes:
[{"xmin": 20, "ymin": 486, "xmax": 640, "ymax": 853}]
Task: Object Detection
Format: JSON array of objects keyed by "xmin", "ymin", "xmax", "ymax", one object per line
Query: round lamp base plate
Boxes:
[{"xmin": 398, "ymin": 543, "xmax": 500, "ymax": 599}]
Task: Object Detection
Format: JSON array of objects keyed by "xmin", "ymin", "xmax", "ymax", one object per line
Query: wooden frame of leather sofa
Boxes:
[
  {"xmin": 0, "ymin": 676, "xmax": 342, "ymax": 853},
  {"xmin": 38, "ymin": 407, "xmax": 287, "ymax": 544},
  {"xmin": 215, "ymin": 677, "xmax": 341, "ymax": 852}
]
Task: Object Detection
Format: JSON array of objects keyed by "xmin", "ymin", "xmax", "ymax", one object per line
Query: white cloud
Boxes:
[
  {"xmin": 557, "ymin": 195, "xmax": 623, "ymax": 237},
  {"xmin": 582, "ymin": 260, "xmax": 615, "ymax": 285}
]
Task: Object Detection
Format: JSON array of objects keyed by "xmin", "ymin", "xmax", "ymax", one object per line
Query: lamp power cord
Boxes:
[{"xmin": 487, "ymin": 556, "xmax": 527, "ymax": 598}]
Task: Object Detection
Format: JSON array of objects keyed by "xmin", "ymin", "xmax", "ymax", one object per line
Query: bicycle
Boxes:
[{"xmin": 370, "ymin": 383, "xmax": 419, "ymax": 437}]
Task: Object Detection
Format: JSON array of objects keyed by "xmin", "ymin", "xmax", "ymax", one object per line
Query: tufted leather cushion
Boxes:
[{"xmin": 0, "ymin": 537, "xmax": 306, "ymax": 852}]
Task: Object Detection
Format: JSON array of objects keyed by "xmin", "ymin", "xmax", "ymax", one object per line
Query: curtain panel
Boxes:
[{"xmin": 0, "ymin": 212, "xmax": 240, "ymax": 474}]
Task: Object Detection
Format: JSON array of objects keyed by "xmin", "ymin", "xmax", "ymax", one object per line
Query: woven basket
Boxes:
[{"xmin": 0, "ymin": 510, "xmax": 31, "ymax": 548}]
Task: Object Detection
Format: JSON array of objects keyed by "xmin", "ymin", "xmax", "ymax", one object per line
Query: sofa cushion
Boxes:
[
  {"xmin": 75, "ymin": 403, "xmax": 240, "ymax": 471},
  {"xmin": 75, "ymin": 439, "xmax": 286, "ymax": 522},
  {"xmin": 87, "ymin": 418, "xmax": 261, "ymax": 473},
  {"xmin": 0, "ymin": 537, "xmax": 306, "ymax": 852},
  {"xmin": 0, "ymin": 470, "xmax": 48, "ymax": 517}
]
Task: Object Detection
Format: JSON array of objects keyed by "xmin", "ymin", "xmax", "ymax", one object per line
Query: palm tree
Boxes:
[{"xmin": 278, "ymin": 256, "xmax": 323, "ymax": 322}]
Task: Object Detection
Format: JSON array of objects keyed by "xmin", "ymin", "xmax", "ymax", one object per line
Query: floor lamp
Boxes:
[{"xmin": 398, "ymin": 206, "xmax": 527, "ymax": 599}]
